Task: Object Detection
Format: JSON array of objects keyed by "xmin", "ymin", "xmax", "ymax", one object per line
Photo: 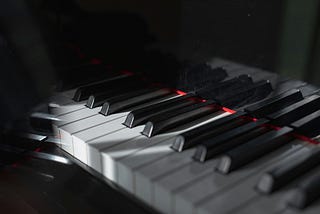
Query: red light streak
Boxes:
[
  {"xmin": 222, "ymin": 107, "xmax": 236, "ymax": 114},
  {"xmin": 261, "ymin": 123, "xmax": 281, "ymax": 130},
  {"xmin": 176, "ymin": 90, "xmax": 187, "ymax": 96},
  {"xmin": 292, "ymin": 134, "xmax": 319, "ymax": 145}
]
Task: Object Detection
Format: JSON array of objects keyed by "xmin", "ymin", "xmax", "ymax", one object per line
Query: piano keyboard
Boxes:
[{"xmin": 8, "ymin": 59, "xmax": 320, "ymax": 214}]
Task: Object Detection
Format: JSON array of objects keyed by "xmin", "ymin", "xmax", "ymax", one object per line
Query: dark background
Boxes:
[{"xmin": 1, "ymin": 0, "xmax": 320, "ymax": 126}]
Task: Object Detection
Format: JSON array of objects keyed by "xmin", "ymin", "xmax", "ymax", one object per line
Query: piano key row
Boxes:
[{"xmin": 45, "ymin": 71, "xmax": 320, "ymax": 214}]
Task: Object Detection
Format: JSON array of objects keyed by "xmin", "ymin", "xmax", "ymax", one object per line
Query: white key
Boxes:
[
  {"xmin": 115, "ymin": 112, "xmax": 230, "ymax": 190},
  {"xmin": 54, "ymin": 92, "xmax": 180, "ymax": 137},
  {"xmin": 53, "ymin": 106, "xmax": 99, "ymax": 150},
  {"xmin": 103, "ymin": 132, "xmax": 175, "ymax": 183},
  {"xmin": 131, "ymin": 112, "xmax": 230, "ymax": 204},
  {"xmin": 233, "ymin": 145, "xmax": 319, "ymax": 214},
  {"xmin": 115, "ymin": 111, "xmax": 230, "ymax": 193},
  {"xmin": 51, "ymin": 102, "xmax": 86, "ymax": 144},
  {"xmin": 65, "ymin": 94, "xmax": 181, "ymax": 156},
  {"xmin": 150, "ymin": 140, "xmax": 304, "ymax": 214},
  {"xmin": 281, "ymin": 202, "xmax": 320, "ymax": 214},
  {"xmin": 72, "ymin": 113, "xmax": 128, "ymax": 161},
  {"xmin": 154, "ymin": 159, "xmax": 218, "ymax": 214},
  {"xmin": 135, "ymin": 149, "xmax": 194, "ymax": 204},
  {"xmin": 51, "ymin": 101, "xmax": 86, "ymax": 116},
  {"xmin": 56, "ymin": 106, "xmax": 100, "ymax": 127},
  {"xmin": 60, "ymin": 112, "xmax": 127, "ymax": 155},
  {"xmin": 49, "ymin": 89, "xmax": 85, "ymax": 115},
  {"xmin": 87, "ymin": 125, "xmax": 145, "ymax": 173},
  {"xmin": 176, "ymin": 141, "xmax": 305, "ymax": 214},
  {"xmin": 58, "ymin": 93, "xmax": 180, "ymax": 136},
  {"xmin": 231, "ymin": 189, "xmax": 294, "ymax": 214}
]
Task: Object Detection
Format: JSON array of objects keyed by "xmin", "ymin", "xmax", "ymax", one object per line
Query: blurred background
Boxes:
[{"xmin": 1, "ymin": 0, "xmax": 320, "ymax": 127}]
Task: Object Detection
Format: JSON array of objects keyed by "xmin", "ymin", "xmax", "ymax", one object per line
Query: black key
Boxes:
[
  {"xmin": 124, "ymin": 94, "xmax": 196, "ymax": 128},
  {"xmin": 86, "ymin": 89, "xmax": 119, "ymax": 109},
  {"xmin": 299, "ymin": 84, "xmax": 320, "ymax": 97},
  {"xmin": 211, "ymin": 74, "xmax": 252, "ymax": 90},
  {"xmin": 142, "ymin": 101, "xmax": 218, "ymax": 137},
  {"xmin": 219, "ymin": 80, "xmax": 273, "ymax": 109},
  {"xmin": 288, "ymin": 170, "xmax": 320, "ymax": 209},
  {"xmin": 290, "ymin": 109, "xmax": 320, "ymax": 137},
  {"xmin": 216, "ymin": 127, "xmax": 293, "ymax": 174},
  {"xmin": 99, "ymin": 88, "xmax": 156, "ymax": 115},
  {"xmin": 267, "ymin": 95, "xmax": 320, "ymax": 126},
  {"xmin": 73, "ymin": 74, "xmax": 141, "ymax": 101},
  {"xmin": 171, "ymin": 111, "xmax": 247, "ymax": 152},
  {"xmin": 201, "ymin": 126, "xmax": 273, "ymax": 162},
  {"xmin": 142, "ymin": 100, "xmax": 214, "ymax": 126},
  {"xmin": 193, "ymin": 119, "xmax": 269, "ymax": 162},
  {"xmin": 257, "ymin": 147, "xmax": 320, "ymax": 194},
  {"xmin": 181, "ymin": 65, "xmax": 228, "ymax": 91},
  {"xmin": 271, "ymin": 80, "xmax": 306, "ymax": 96},
  {"xmin": 100, "ymin": 88, "xmax": 173, "ymax": 116},
  {"xmin": 245, "ymin": 89, "xmax": 304, "ymax": 118},
  {"xmin": 232, "ymin": 80, "xmax": 304, "ymax": 112},
  {"xmin": 86, "ymin": 81, "xmax": 147, "ymax": 108},
  {"xmin": 197, "ymin": 75, "xmax": 253, "ymax": 99},
  {"xmin": 213, "ymin": 79, "xmax": 259, "ymax": 103},
  {"xmin": 99, "ymin": 88, "xmax": 166, "ymax": 115}
]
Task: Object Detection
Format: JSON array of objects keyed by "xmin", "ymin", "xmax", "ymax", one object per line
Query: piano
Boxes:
[
  {"xmin": 2, "ymin": 58, "xmax": 320, "ymax": 214},
  {"xmin": 1, "ymin": 1, "xmax": 320, "ymax": 214}
]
